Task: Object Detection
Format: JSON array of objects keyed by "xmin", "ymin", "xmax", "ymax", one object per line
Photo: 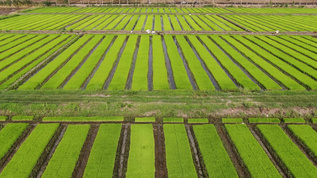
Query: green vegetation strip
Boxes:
[
  {"xmin": 193, "ymin": 124, "xmax": 238, "ymax": 177},
  {"xmin": 283, "ymin": 118, "xmax": 305, "ymax": 123},
  {"xmin": 288, "ymin": 125, "xmax": 317, "ymax": 157},
  {"xmin": 42, "ymin": 116, "xmax": 124, "ymax": 122},
  {"xmin": 163, "ymin": 118, "xmax": 184, "ymax": 123},
  {"xmin": 248, "ymin": 118, "xmax": 280, "ymax": 123},
  {"xmin": 222, "ymin": 118, "xmax": 243, "ymax": 123},
  {"xmin": 135, "ymin": 117, "xmax": 156, "ymax": 122},
  {"xmin": 225, "ymin": 124, "xmax": 280, "ymax": 177},
  {"xmin": 0, "ymin": 116, "xmax": 7, "ymax": 121},
  {"xmin": 11, "ymin": 116, "xmax": 34, "ymax": 121},
  {"xmin": 0, "ymin": 123, "xmax": 28, "ymax": 160},
  {"xmin": 164, "ymin": 124, "xmax": 197, "ymax": 177},
  {"xmin": 83, "ymin": 124, "xmax": 121, "ymax": 178},
  {"xmin": 0, "ymin": 124, "xmax": 59, "ymax": 177},
  {"xmin": 126, "ymin": 124, "xmax": 155, "ymax": 177},
  {"xmin": 188, "ymin": 118, "xmax": 209, "ymax": 123},
  {"xmin": 257, "ymin": 125, "xmax": 317, "ymax": 177},
  {"xmin": 42, "ymin": 125, "xmax": 90, "ymax": 178}
]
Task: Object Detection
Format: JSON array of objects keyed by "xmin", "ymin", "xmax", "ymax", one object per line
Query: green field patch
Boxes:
[
  {"xmin": 188, "ymin": 118, "xmax": 209, "ymax": 123},
  {"xmin": 135, "ymin": 117, "xmax": 156, "ymax": 122},
  {"xmin": 11, "ymin": 116, "xmax": 34, "ymax": 121},
  {"xmin": 283, "ymin": 118, "xmax": 305, "ymax": 123},
  {"xmin": 163, "ymin": 117, "xmax": 184, "ymax": 123},
  {"xmin": 0, "ymin": 124, "xmax": 59, "ymax": 177},
  {"xmin": 0, "ymin": 116, "xmax": 7, "ymax": 121},
  {"xmin": 312, "ymin": 118, "xmax": 317, "ymax": 123},
  {"xmin": 248, "ymin": 118, "xmax": 280, "ymax": 123},
  {"xmin": 126, "ymin": 124, "xmax": 155, "ymax": 177},
  {"xmin": 222, "ymin": 118, "xmax": 243, "ymax": 123},
  {"xmin": 84, "ymin": 124, "xmax": 121, "ymax": 177},
  {"xmin": 258, "ymin": 124, "xmax": 317, "ymax": 177},
  {"xmin": 42, "ymin": 116, "xmax": 124, "ymax": 122},
  {"xmin": 0, "ymin": 123, "xmax": 28, "ymax": 160}
]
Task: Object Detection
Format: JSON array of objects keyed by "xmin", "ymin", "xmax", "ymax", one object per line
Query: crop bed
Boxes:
[
  {"xmin": 0, "ymin": 6, "xmax": 317, "ymax": 178},
  {"xmin": 0, "ymin": 117, "xmax": 317, "ymax": 177},
  {"xmin": 0, "ymin": 33, "xmax": 316, "ymax": 91},
  {"xmin": 1, "ymin": 13, "xmax": 317, "ymax": 32}
]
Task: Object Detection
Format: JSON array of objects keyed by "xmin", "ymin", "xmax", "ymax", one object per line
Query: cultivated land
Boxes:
[{"xmin": 0, "ymin": 6, "xmax": 317, "ymax": 177}]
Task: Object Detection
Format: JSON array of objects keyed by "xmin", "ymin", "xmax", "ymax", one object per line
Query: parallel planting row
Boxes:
[
  {"xmin": 23, "ymin": 6, "xmax": 317, "ymax": 14},
  {"xmin": 0, "ymin": 117, "xmax": 317, "ymax": 177},
  {"xmin": 1, "ymin": 14, "xmax": 317, "ymax": 32},
  {"xmin": 0, "ymin": 14, "xmax": 243, "ymax": 31},
  {"xmin": 0, "ymin": 33, "xmax": 316, "ymax": 91}
]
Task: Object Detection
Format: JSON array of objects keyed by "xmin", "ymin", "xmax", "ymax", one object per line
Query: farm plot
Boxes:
[
  {"xmin": 1, "ymin": 34, "xmax": 312, "ymax": 91},
  {"xmin": 0, "ymin": 120, "xmax": 317, "ymax": 177},
  {"xmin": 225, "ymin": 124, "xmax": 281, "ymax": 177},
  {"xmin": 0, "ymin": 14, "xmax": 87, "ymax": 31},
  {"xmin": 0, "ymin": 14, "xmax": 242, "ymax": 31},
  {"xmin": 0, "ymin": 34, "xmax": 76, "ymax": 90},
  {"xmin": 0, "ymin": 124, "xmax": 59, "ymax": 177},
  {"xmin": 222, "ymin": 14, "xmax": 317, "ymax": 32},
  {"xmin": 126, "ymin": 124, "xmax": 155, "ymax": 177},
  {"xmin": 257, "ymin": 125, "xmax": 317, "ymax": 177}
]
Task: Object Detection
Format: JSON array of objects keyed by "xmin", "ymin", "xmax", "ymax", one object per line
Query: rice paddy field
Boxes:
[{"xmin": 0, "ymin": 6, "xmax": 317, "ymax": 178}]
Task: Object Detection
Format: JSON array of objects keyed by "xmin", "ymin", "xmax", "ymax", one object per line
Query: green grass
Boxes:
[
  {"xmin": 126, "ymin": 124, "xmax": 155, "ymax": 177},
  {"xmin": 225, "ymin": 124, "xmax": 281, "ymax": 177},
  {"xmin": 42, "ymin": 116, "xmax": 124, "ymax": 122},
  {"xmin": 163, "ymin": 117, "xmax": 184, "ymax": 123},
  {"xmin": 248, "ymin": 118, "xmax": 280, "ymax": 123},
  {"xmin": 11, "ymin": 115, "xmax": 34, "ymax": 121},
  {"xmin": 288, "ymin": 125, "xmax": 317, "ymax": 157},
  {"xmin": 135, "ymin": 117, "xmax": 156, "ymax": 122},
  {"xmin": 0, "ymin": 116, "xmax": 7, "ymax": 121},
  {"xmin": 257, "ymin": 124, "xmax": 317, "ymax": 177},
  {"xmin": 312, "ymin": 118, "xmax": 317, "ymax": 123},
  {"xmin": 42, "ymin": 125, "xmax": 90, "ymax": 178},
  {"xmin": 222, "ymin": 118, "xmax": 244, "ymax": 123},
  {"xmin": 0, "ymin": 123, "xmax": 28, "ymax": 160},
  {"xmin": 164, "ymin": 124, "xmax": 197, "ymax": 178},
  {"xmin": 84, "ymin": 124, "xmax": 121, "ymax": 178},
  {"xmin": 0, "ymin": 124, "xmax": 59, "ymax": 177},
  {"xmin": 193, "ymin": 125, "xmax": 238, "ymax": 177},
  {"xmin": 283, "ymin": 118, "xmax": 305, "ymax": 123},
  {"xmin": 187, "ymin": 118, "xmax": 208, "ymax": 123}
]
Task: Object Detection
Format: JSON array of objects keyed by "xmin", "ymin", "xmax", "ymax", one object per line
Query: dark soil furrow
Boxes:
[
  {"xmin": 0, "ymin": 124, "xmax": 35, "ymax": 173},
  {"xmin": 173, "ymin": 36, "xmax": 198, "ymax": 90},
  {"xmin": 215, "ymin": 124, "xmax": 250, "ymax": 178},
  {"xmin": 248, "ymin": 125, "xmax": 287, "ymax": 178},
  {"xmin": 31, "ymin": 124, "xmax": 64, "ymax": 177},
  {"xmin": 185, "ymin": 36, "xmax": 220, "ymax": 91},
  {"xmin": 36, "ymin": 125, "xmax": 67, "ymax": 178},
  {"xmin": 125, "ymin": 36, "xmax": 140, "ymax": 90},
  {"xmin": 81, "ymin": 36, "xmax": 117, "ymax": 89},
  {"xmin": 103, "ymin": 36, "xmax": 129, "ymax": 90},
  {"xmin": 161, "ymin": 36, "xmax": 176, "ymax": 89},
  {"xmin": 72, "ymin": 124, "xmax": 99, "ymax": 178},
  {"xmin": 153, "ymin": 124, "xmax": 168, "ymax": 178}
]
